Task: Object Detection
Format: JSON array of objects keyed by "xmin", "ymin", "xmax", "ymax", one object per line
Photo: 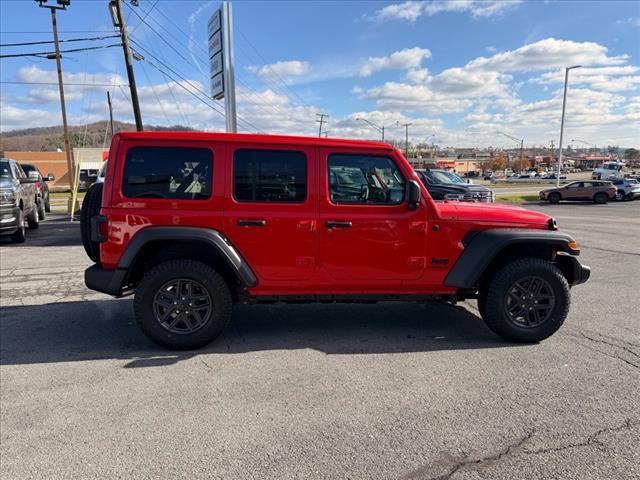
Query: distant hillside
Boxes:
[{"xmin": 0, "ymin": 121, "xmax": 194, "ymax": 152}]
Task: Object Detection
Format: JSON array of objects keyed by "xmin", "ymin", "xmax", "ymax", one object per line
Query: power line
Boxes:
[
  {"xmin": 134, "ymin": 2, "xmax": 291, "ymax": 129},
  {"xmin": 129, "ymin": 0, "xmax": 159, "ymax": 35},
  {"xmin": 0, "ymin": 43, "xmax": 121, "ymax": 59},
  {"xmin": 0, "ymin": 81, "xmax": 129, "ymax": 87},
  {"xmin": 0, "ymin": 34, "xmax": 119, "ymax": 48},
  {"xmin": 0, "ymin": 30, "xmax": 115, "ymax": 34},
  {"xmin": 132, "ymin": 39, "xmax": 263, "ymax": 133}
]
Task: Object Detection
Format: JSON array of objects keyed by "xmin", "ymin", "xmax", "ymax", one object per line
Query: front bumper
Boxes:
[
  {"xmin": 556, "ymin": 252, "xmax": 591, "ymax": 286},
  {"xmin": 0, "ymin": 205, "xmax": 21, "ymax": 235},
  {"xmin": 85, "ymin": 264, "xmax": 127, "ymax": 297}
]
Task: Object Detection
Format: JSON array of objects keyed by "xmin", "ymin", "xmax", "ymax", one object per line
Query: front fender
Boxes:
[{"xmin": 444, "ymin": 228, "xmax": 580, "ymax": 288}]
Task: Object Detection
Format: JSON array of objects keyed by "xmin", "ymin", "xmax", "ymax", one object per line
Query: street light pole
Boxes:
[
  {"xmin": 402, "ymin": 123, "xmax": 412, "ymax": 158},
  {"xmin": 556, "ymin": 65, "xmax": 582, "ymax": 187}
]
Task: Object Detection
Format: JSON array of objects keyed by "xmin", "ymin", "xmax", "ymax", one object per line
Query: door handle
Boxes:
[
  {"xmin": 237, "ymin": 219, "xmax": 266, "ymax": 227},
  {"xmin": 325, "ymin": 220, "xmax": 352, "ymax": 229}
]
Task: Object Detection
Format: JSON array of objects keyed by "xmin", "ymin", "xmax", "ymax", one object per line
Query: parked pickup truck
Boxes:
[
  {"xmin": 0, "ymin": 158, "xmax": 40, "ymax": 243},
  {"xmin": 81, "ymin": 132, "xmax": 590, "ymax": 350}
]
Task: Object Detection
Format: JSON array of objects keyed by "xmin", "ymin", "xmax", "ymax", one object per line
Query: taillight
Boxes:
[{"xmin": 90, "ymin": 215, "xmax": 108, "ymax": 242}]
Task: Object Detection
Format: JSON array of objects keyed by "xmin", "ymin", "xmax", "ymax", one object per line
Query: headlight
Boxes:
[{"xmin": 0, "ymin": 189, "xmax": 16, "ymax": 205}]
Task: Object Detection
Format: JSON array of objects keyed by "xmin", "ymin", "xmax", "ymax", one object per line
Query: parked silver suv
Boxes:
[{"xmin": 611, "ymin": 178, "xmax": 640, "ymax": 201}]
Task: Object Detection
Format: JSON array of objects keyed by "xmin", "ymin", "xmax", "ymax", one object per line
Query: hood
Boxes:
[
  {"xmin": 436, "ymin": 201, "xmax": 551, "ymax": 228},
  {"xmin": 0, "ymin": 179, "xmax": 18, "ymax": 190}
]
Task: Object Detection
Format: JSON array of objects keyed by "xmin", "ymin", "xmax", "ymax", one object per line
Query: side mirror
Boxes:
[
  {"xmin": 47, "ymin": 173, "xmax": 55, "ymax": 181},
  {"xmin": 406, "ymin": 180, "xmax": 421, "ymax": 210}
]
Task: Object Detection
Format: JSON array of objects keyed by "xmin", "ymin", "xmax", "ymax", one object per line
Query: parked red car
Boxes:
[{"xmin": 82, "ymin": 132, "xmax": 590, "ymax": 349}]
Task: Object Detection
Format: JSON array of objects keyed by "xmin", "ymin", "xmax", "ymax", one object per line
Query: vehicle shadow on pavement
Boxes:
[
  {"xmin": 0, "ymin": 299, "xmax": 520, "ymax": 367},
  {"xmin": 0, "ymin": 215, "xmax": 81, "ymax": 248}
]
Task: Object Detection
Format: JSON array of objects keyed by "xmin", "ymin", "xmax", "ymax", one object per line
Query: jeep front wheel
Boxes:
[
  {"xmin": 481, "ymin": 257, "xmax": 570, "ymax": 342},
  {"xmin": 133, "ymin": 260, "xmax": 232, "ymax": 350}
]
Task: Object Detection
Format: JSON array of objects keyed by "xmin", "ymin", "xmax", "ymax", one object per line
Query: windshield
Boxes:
[
  {"xmin": 422, "ymin": 170, "xmax": 465, "ymax": 185},
  {"xmin": 0, "ymin": 160, "xmax": 14, "ymax": 180}
]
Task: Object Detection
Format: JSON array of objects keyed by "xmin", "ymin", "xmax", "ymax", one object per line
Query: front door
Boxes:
[
  {"xmin": 318, "ymin": 148, "xmax": 427, "ymax": 289},
  {"xmin": 223, "ymin": 145, "xmax": 317, "ymax": 283}
]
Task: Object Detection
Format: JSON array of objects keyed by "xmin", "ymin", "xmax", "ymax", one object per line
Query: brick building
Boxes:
[{"xmin": 1, "ymin": 148, "xmax": 108, "ymax": 189}]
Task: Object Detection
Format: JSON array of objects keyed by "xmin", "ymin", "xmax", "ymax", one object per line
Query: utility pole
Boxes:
[
  {"xmin": 109, "ymin": 0, "xmax": 143, "ymax": 131},
  {"xmin": 35, "ymin": 0, "xmax": 74, "ymax": 215},
  {"xmin": 402, "ymin": 123, "xmax": 412, "ymax": 158},
  {"xmin": 107, "ymin": 91, "xmax": 114, "ymax": 138},
  {"xmin": 316, "ymin": 113, "xmax": 328, "ymax": 138}
]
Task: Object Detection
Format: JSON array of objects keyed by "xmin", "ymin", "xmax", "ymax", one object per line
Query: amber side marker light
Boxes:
[{"xmin": 568, "ymin": 241, "xmax": 579, "ymax": 251}]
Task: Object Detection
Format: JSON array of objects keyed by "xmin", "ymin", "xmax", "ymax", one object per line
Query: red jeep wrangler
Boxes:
[{"xmin": 82, "ymin": 132, "xmax": 590, "ymax": 350}]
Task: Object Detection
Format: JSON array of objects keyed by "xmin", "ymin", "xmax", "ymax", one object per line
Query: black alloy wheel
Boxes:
[
  {"xmin": 504, "ymin": 276, "xmax": 555, "ymax": 328},
  {"xmin": 152, "ymin": 278, "xmax": 213, "ymax": 335}
]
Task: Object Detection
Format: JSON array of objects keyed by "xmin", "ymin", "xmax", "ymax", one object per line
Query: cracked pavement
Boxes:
[{"xmin": 1, "ymin": 204, "xmax": 639, "ymax": 480}]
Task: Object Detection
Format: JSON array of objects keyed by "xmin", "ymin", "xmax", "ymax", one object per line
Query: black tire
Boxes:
[
  {"xmin": 594, "ymin": 192, "xmax": 608, "ymax": 204},
  {"xmin": 44, "ymin": 193, "xmax": 51, "ymax": 213},
  {"xmin": 37, "ymin": 198, "xmax": 46, "ymax": 221},
  {"xmin": 133, "ymin": 260, "xmax": 233, "ymax": 350},
  {"xmin": 26, "ymin": 206, "xmax": 39, "ymax": 229},
  {"xmin": 615, "ymin": 190, "xmax": 625, "ymax": 201},
  {"xmin": 477, "ymin": 287, "xmax": 488, "ymax": 320},
  {"xmin": 548, "ymin": 192, "xmax": 561, "ymax": 204},
  {"xmin": 481, "ymin": 257, "xmax": 570, "ymax": 343},
  {"xmin": 80, "ymin": 182, "xmax": 103, "ymax": 264},
  {"xmin": 11, "ymin": 209, "xmax": 26, "ymax": 243}
]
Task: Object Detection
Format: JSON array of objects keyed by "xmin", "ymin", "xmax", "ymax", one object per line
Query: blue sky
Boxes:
[{"xmin": 1, "ymin": 0, "xmax": 639, "ymax": 148}]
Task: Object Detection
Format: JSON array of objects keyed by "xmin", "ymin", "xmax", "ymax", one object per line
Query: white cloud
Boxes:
[
  {"xmin": 368, "ymin": 1, "xmax": 522, "ymax": 22},
  {"xmin": 359, "ymin": 47, "xmax": 432, "ymax": 76},
  {"xmin": 466, "ymin": 38, "xmax": 629, "ymax": 72},
  {"xmin": 246, "ymin": 60, "xmax": 312, "ymax": 83},
  {"xmin": 617, "ymin": 17, "xmax": 640, "ymax": 27},
  {"xmin": 370, "ymin": 1, "xmax": 424, "ymax": 23},
  {"xmin": 0, "ymin": 103, "xmax": 62, "ymax": 132},
  {"xmin": 533, "ymin": 66, "xmax": 640, "ymax": 92},
  {"xmin": 361, "ymin": 82, "xmax": 473, "ymax": 114}
]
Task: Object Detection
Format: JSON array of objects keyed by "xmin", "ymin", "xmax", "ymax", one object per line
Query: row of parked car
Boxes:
[{"xmin": 0, "ymin": 158, "xmax": 55, "ymax": 243}]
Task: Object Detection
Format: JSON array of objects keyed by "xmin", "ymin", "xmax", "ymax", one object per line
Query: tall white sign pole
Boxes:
[
  {"xmin": 222, "ymin": 2, "xmax": 237, "ymax": 132},
  {"xmin": 209, "ymin": 2, "xmax": 237, "ymax": 132}
]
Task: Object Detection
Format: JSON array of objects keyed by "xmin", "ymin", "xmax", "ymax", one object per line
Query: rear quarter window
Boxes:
[{"xmin": 122, "ymin": 146, "xmax": 213, "ymax": 200}]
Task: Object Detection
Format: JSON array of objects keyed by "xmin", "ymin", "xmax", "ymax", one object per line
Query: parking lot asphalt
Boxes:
[{"xmin": 1, "ymin": 203, "xmax": 639, "ymax": 480}]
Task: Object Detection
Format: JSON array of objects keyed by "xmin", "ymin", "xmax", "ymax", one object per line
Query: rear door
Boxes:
[
  {"xmin": 318, "ymin": 148, "xmax": 427, "ymax": 288},
  {"xmin": 223, "ymin": 144, "xmax": 317, "ymax": 282}
]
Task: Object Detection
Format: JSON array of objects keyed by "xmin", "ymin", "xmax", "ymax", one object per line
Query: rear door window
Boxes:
[
  {"xmin": 233, "ymin": 149, "xmax": 307, "ymax": 202},
  {"xmin": 123, "ymin": 146, "xmax": 213, "ymax": 200}
]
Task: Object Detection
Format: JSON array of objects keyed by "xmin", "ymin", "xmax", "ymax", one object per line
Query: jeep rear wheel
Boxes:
[
  {"xmin": 133, "ymin": 260, "xmax": 232, "ymax": 350},
  {"xmin": 481, "ymin": 257, "xmax": 570, "ymax": 342}
]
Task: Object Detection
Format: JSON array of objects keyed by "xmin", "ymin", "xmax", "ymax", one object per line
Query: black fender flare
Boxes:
[
  {"xmin": 444, "ymin": 229, "xmax": 578, "ymax": 289},
  {"xmin": 119, "ymin": 226, "xmax": 257, "ymax": 287}
]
